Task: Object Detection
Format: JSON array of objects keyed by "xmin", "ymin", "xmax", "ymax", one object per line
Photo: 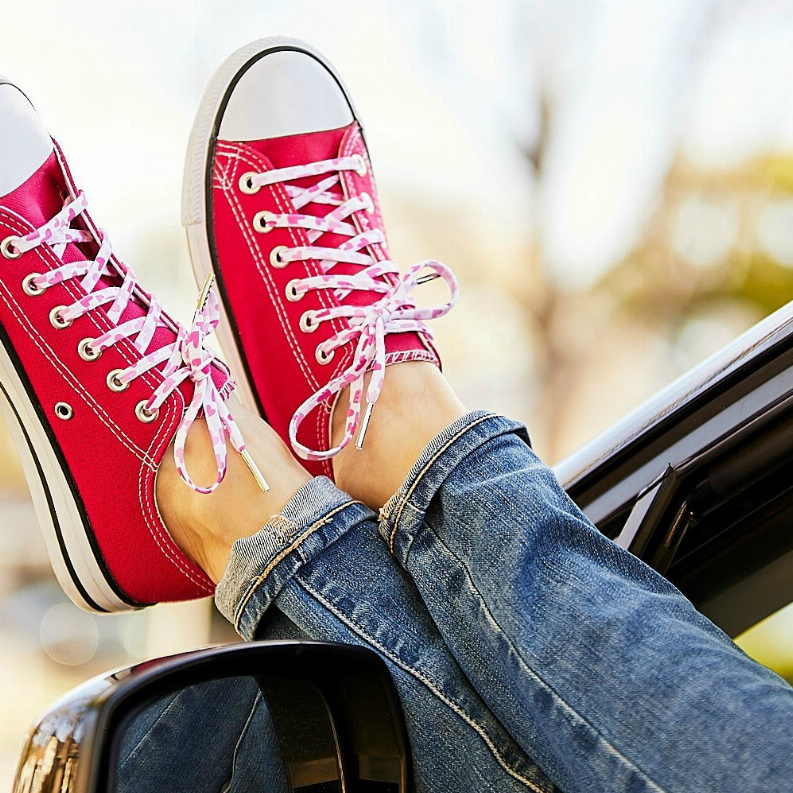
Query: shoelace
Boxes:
[
  {"xmin": 245, "ymin": 156, "xmax": 459, "ymax": 461},
  {"xmin": 12, "ymin": 193, "xmax": 267, "ymax": 493}
]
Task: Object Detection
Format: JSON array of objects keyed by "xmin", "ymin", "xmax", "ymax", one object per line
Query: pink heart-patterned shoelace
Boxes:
[
  {"xmin": 11, "ymin": 193, "xmax": 267, "ymax": 493},
  {"xmin": 244, "ymin": 156, "xmax": 459, "ymax": 461}
]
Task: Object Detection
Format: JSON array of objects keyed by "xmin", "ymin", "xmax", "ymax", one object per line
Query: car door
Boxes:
[{"xmin": 555, "ymin": 299, "xmax": 793, "ymax": 639}]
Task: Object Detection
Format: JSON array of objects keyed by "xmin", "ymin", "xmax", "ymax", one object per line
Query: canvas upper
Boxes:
[{"xmin": 183, "ymin": 40, "xmax": 457, "ymax": 479}]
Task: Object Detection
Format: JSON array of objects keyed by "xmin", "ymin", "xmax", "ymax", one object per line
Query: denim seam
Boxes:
[
  {"xmin": 389, "ymin": 413, "xmax": 497, "ymax": 552},
  {"xmin": 267, "ymin": 514, "xmax": 300, "ymax": 538},
  {"xmin": 233, "ymin": 500, "xmax": 363, "ymax": 629},
  {"xmin": 118, "ymin": 690, "xmax": 182, "ymax": 773},
  {"xmin": 377, "ymin": 488, "xmax": 404, "ymax": 525},
  {"xmin": 293, "ymin": 575, "xmax": 550, "ymax": 793},
  {"xmin": 222, "ymin": 692, "xmax": 265, "ymax": 793},
  {"xmin": 422, "ymin": 518, "xmax": 669, "ymax": 793}
]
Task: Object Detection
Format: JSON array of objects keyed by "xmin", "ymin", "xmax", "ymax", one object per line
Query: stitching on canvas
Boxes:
[
  {"xmin": 136, "ymin": 396, "xmax": 213, "ymax": 589},
  {"xmin": 213, "ymin": 148, "xmax": 321, "ymax": 389},
  {"xmin": 216, "ymin": 143, "xmax": 355, "ymax": 371},
  {"xmin": 1, "ymin": 208, "xmax": 180, "ymax": 395},
  {"xmin": 0, "ymin": 209, "xmax": 186, "ymax": 457},
  {"xmin": 0, "ymin": 276, "xmax": 152, "ymax": 464}
]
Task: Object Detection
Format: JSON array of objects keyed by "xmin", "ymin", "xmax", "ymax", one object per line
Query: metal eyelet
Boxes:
[
  {"xmin": 253, "ymin": 211, "xmax": 275, "ymax": 233},
  {"xmin": 285, "ymin": 279, "xmax": 303, "ymax": 302},
  {"xmin": 315, "ymin": 347, "xmax": 335, "ymax": 365},
  {"xmin": 270, "ymin": 245, "xmax": 288, "ymax": 268},
  {"xmin": 22, "ymin": 273, "xmax": 46, "ymax": 296},
  {"xmin": 299, "ymin": 311, "xmax": 318, "ymax": 333},
  {"xmin": 106, "ymin": 369, "xmax": 129, "ymax": 392},
  {"xmin": 1, "ymin": 236, "xmax": 22, "ymax": 260},
  {"xmin": 239, "ymin": 172, "xmax": 260, "ymax": 194},
  {"xmin": 135, "ymin": 401, "xmax": 159, "ymax": 423},
  {"xmin": 353, "ymin": 154, "xmax": 368, "ymax": 177},
  {"xmin": 54, "ymin": 402, "xmax": 73, "ymax": 420},
  {"xmin": 49, "ymin": 306, "xmax": 72, "ymax": 329},
  {"xmin": 78, "ymin": 338, "xmax": 101, "ymax": 361},
  {"xmin": 360, "ymin": 192, "xmax": 375, "ymax": 214}
]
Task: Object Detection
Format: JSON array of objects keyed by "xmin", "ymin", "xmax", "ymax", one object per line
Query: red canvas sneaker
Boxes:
[
  {"xmin": 182, "ymin": 38, "xmax": 458, "ymax": 479},
  {"xmin": 0, "ymin": 81, "xmax": 265, "ymax": 613}
]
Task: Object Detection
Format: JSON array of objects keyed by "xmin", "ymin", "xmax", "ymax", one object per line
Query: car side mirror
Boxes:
[{"xmin": 14, "ymin": 641, "xmax": 411, "ymax": 793}]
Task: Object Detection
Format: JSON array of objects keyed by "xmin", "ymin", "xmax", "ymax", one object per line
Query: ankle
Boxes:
[
  {"xmin": 156, "ymin": 449, "xmax": 222, "ymax": 580},
  {"xmin": 331, "ymin": 362, "xmax": 466, "ymax": 510},
  {"xmin": 156, "ymin": 404, "xmax": 311, "ymax": 583}
]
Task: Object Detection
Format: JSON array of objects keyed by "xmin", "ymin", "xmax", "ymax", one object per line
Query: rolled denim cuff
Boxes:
[
  {"xmin": 377, "ymin": 410, "xmax": 530, "ymax": 566},
  {"xmin": 216, "ymin": 476, "xmax": 374, "ymax": 639}
]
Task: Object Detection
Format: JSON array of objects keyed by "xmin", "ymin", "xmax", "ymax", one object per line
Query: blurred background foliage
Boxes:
[{"xmin": 2, "ymin": 0, "xmax": 793, "ymax": 785}]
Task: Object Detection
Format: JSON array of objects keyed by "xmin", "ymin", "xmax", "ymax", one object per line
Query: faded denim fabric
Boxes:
[
  {"xmin": 217, "ymin": 477, "xmax": 556, "ymax": 793},
  {"xmin": 115, "ymin": 676, "xmax": 288, "ymax": 793},
  {"xmin": 217, "ymin": 411, "xmax": 793, "ymax": 793}
]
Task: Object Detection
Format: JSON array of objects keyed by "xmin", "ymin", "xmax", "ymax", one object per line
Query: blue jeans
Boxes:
[
  {"xmin": 115, "ymin": 676, "xmax": 288, "ymax": 793},
  {"xmin": 216, "ymin": 411, "xmax": 793, "ymax": 792}
]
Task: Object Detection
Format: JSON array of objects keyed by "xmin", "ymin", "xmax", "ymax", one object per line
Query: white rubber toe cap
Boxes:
[
  {"xmin": 218, "ymin": 49, "xmax": 354, "ymax": 141},
  {"xmin": 0, "ymin": 82, "xmax": 53, "ymax": 197}
]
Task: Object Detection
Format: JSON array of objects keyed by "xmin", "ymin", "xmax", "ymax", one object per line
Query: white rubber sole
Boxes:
[
  {"xmin": 181, "ymin": 36, "xmax": 359, "ymax": 413},
  {"xmin": 0, "ymin": 337, "xmax": 133, "ymax": 613}
]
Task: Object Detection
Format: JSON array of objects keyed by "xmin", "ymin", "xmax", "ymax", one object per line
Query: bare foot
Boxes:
[
  {"xmin": 331, "ymin": 362, "xmax": 466, "ymax": 510},
  {"xmin": 156, "ymin": 398, "xmax": 311, "ymax": 582},
  {"xmin": 156, "ymin": 364, "xmax": 465, "ymax": 579}
]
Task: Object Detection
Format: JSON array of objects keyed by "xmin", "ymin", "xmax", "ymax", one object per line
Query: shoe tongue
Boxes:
[
  {"xmin": 245, "ymin": 125, "xmax": 349, "ymax": 171},
  {"xmin": 3, "ymin": 151, "xmax": 66, "ymax": 230},
  {"xmin": 5, "ymin": 152, "xmax": 108, "ymax": 276},
  {"xmin": 3, "ymin": 151, "xmax": 229, "ymax": 394}
]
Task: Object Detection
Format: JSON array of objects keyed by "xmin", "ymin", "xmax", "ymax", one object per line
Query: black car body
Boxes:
[{"xmin": 556, "ymin": 298, "xmax": 793, "ymax": 638}]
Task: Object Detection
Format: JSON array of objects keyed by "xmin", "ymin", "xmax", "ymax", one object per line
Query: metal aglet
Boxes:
[
  {"xmin": 196, "ymin": 273, "xmax": 215, "ymax": 312},
  {"xmin": 416, "ymin": 273, "xmax": 440, "ymax": 285},
  {"xmin": 356, "ymin": 402, "xmax": 375, "ymax": 449},
  {"xmin": 241, "ymin": 449, "xmax": 270, "ymax": 492}
]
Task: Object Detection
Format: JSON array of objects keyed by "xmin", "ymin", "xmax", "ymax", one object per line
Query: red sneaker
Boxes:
[
  {"xmin": 0, "ymin": 81, "xmax": 264, "ymax": 612},
  {"xmin": 182, "ymin": 38, "xmax": 458, "ymax": 479}
]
